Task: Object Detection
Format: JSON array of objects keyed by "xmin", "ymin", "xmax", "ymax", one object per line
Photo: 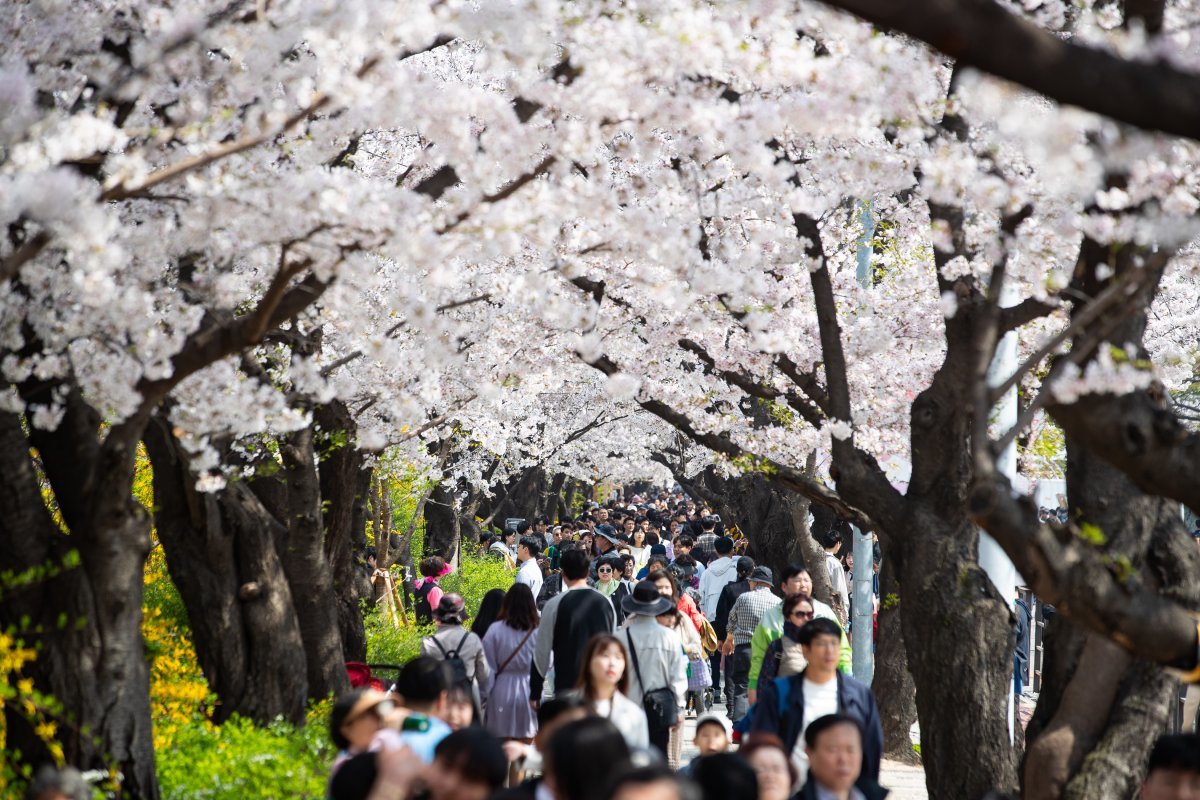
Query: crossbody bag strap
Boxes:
[
  {"xmin": 496, "ymin": 629, "xmax": 535, "ymax": 675},
  {"xmin": 626, "ymin": 630, "xmax": 646, "ymax": 689}
]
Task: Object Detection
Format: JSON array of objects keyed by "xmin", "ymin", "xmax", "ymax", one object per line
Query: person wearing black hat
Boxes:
[
  {"xmin": 619, "ymin": 580, "xmax": 688, "ymax": 754},
  {"xmin": 722, "ymin": 566, "xmax": 781, "ymax": 723}
]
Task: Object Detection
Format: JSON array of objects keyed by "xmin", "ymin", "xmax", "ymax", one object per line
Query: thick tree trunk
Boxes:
[
  {"xmin": 278, "ymin": 426, "xmax": 350, "ymax": 701},
  {"xmin": 874, "ymin": 550, "xmax": 919, "ymax": 762},
  {"xmin": 424, "ymin": 479, "xmax": 461, "ymax": 560},
  {"xmin": 0, "ymin": 399, "xmax": 160, "ymax": 798},
  {"xmin": 143, "ymin": 419, "xmax": 308, "ymax": 724},
  {"xmin": 316, "ymin": 402, "xmax": 371, "ymax": 664}
]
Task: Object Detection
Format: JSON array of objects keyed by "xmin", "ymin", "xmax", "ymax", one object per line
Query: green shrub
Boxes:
[
  {"xmin": 157, "ymin": 710, "xmax": 333, "ymax": 800},
  {"xmin": 440, "ymin": 550, "xmax": 514, "ymax": 614}
]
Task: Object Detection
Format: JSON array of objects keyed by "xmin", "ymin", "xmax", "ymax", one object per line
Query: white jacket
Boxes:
[{"xmin": 698, "ymin": 556, "xmax": 739, "ymax": 618}]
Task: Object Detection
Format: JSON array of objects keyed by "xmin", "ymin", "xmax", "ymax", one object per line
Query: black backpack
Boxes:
[{"xmin": 431, "ymin": 631, "xmax": 472, "ymax": 688}]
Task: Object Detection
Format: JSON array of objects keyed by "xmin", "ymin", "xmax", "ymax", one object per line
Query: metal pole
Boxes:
[
  {"xmin": 851, "ymin": 200, "xmax": 876, "ymax": 685},
  {"xmin": 851, "ymin": 524, "xmax": 875, "ymax": 684},
  {"xmin": 983, "ymin": 282, "xmax": 1021, "ymax": 741}
]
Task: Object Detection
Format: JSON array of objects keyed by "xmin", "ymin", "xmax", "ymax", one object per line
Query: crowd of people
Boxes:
[{"xmin": 326, "ymin": 492, "xmax": 1200, "ymax": 800}]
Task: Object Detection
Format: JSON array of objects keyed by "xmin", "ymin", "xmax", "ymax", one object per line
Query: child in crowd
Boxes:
[
  {"xmin": 676, "ymin": 713, "xmax": 731, "ymax": 778},
  {"xmin": 413, "ymin": 556, "xmax": 452, "ymax": 625}
]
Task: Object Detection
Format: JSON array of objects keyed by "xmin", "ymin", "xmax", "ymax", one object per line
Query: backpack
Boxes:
[{"xmin": 431, "ymin": 631, "xmax": 472, "ymax": 688}]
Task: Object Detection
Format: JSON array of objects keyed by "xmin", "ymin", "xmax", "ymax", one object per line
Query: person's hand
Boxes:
[
  {"xmin": 748, "ymin": 688, "xmax": 757, "ymax": 705},
  {"xmin": 720, "ymin": 637, "xmax": 734, "ymax": 656},
  {"xmin": 502, "ymin": 740, "xmax": 529, "ymax": 763},
  {"xmin": 369, "ymin": 746, "xmax": 421, "ymax": 800},
  {"xmin": 530, "ymin": 698, "xmax": 540, "ymax": 712}
]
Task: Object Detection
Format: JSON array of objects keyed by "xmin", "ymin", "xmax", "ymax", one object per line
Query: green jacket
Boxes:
[{"xmin": 748, "ymin": 599, "xmax": 852, "ymax": 689}]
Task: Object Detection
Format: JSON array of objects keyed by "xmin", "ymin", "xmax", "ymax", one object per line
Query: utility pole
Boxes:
[
  {"xmin": 983, "ymin": 282, "xmax": 1021, "ymax": 740},
  {"xmin": 852, "ymin": 200, "xmax": 876, "ymax": 685}
]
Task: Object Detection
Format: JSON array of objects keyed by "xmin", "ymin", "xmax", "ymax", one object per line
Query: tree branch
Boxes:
[
  {"xmin": 818, "ymin": 0, "xmax": 1200, "ymax": 141},
  {"xmin": 1048, "ymin": 390, "xmax": 1200, "ymax": 510},
  {"xmin": 678, "ymin": 338, "xmax": 825, "ymax": 427},
  {"xmin": 999, "ymin": 297, "xmax": 1059, "ymax": 333},
  {"xmin": 969, "ymin": 474, "xmax": 1199, "ymax": 670}
]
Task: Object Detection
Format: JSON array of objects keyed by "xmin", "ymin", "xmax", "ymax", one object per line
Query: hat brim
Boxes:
[
  {"xmin": 595, "ymin": 531, "xmax": 621, "ymax": 545},
  {"xmin": 621, "ymin": 594, "xmax": 675, "ymax": 616}
]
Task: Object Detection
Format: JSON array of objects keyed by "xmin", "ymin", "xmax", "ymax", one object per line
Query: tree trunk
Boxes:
[
  {"xmin": 874, "ymin": 549, "xmax": 919, "ymax": 762},
  {"xmin": 143, "ymin": 418, "xmax": 308, "ymax": 724},
  {"xmin": 424, "ymin": 479, "xmax": 461, "ymax": 560},
  {"xmin": 0, "ymin": 397, "xmax": 160, "ymax": 798},
  {"xmin": 278, "ymin": 426, "xmax": 350, "ymax": 701},
  {"xmin": 316, "ymin": 402, "xmax": 371, "ymax": 664}
]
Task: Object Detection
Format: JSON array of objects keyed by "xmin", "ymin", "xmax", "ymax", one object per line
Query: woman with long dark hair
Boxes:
[
  {"xmin": 481, "ymin": 583, "xmax": 540, "ymax": 741},
  {"xmin": 572, "ymin": 633, "xmax": 648, "ymax": 751},
  {"xmin": 471, "ymin": 588, "xmax": 507, "ymax": 639}
]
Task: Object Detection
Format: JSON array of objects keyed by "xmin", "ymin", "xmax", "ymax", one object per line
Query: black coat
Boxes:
[
  {"xmin": 713, "ymin": 578, "xmax": 750, "ymax": 640},
  {"xmin": 794, "ymin": 773, "xmax": 889, "ymax": 800}
]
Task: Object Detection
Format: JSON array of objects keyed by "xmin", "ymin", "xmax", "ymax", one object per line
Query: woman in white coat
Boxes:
[{"xmin": 571, "ymin": 633, "xmax": 649, "ymax": 752}]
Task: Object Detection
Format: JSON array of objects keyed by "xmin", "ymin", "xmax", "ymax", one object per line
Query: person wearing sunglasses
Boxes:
[{"xmin": 757, "ymin": 594, "xmax": 816, "ymax": 686}]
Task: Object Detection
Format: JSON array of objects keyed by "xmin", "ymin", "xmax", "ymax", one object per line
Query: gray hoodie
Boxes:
[{"xmin": 698, "ymin": 555, "xmax": 739, "ymax": 618}]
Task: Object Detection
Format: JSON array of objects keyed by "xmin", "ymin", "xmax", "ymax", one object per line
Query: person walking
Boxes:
[
  {"xmin": 698, "ymin": 536, "xmax": 739, "ymax": 706},
  {"xmin": 572, "ymin": 633, "xmax": 649, "ymax": 751},
  {"xmin": 713, "ymin": 553, "xmax": 755, "ymax": 709},
  {"xmin": 619, "ymin": 581, "xmax": 689, "ymax": 755},
  {"xmin": 515, "ymin": 535, "xmax": 545, "ymax": 598},
  {"xmin": 422, "ymin": 594, "xmax": 491, "ymax": 712},
  {"xmin": 532, "ymin": 547, "xmax": 617, "ymax": 702},
  {"xmin": 482, "ymin": 584, "xmax": 540, "ymax": 742},
  {"xmin": 721, "ymin": 566, "xmax": 781, "ymax": 722},
  {"xmin": 748, "ymin": 566, "xmax": 851, "ymax": 705},
  {"xmin": 750, "ymin": 618, "xmax": 884, "ymax": 785}
]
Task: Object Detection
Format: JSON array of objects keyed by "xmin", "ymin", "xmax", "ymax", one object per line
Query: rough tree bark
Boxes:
[
  {"xmin": 0, "ymin": 393, "xmax": 160, "ymax": 798},
  {"xmin": 277, "ymin": 425, "xmax": 350, "ymax": 701},
  {"xmin": 874, "ymin": 546, "xmax": 919, "ymax": 762},
  {"xmin": 143, "ymin": 418, "xmax": 308, "ymax": 725},
  {"xmin": 316, "ymin": 402, "xmax": 372, "ymax": 664}
]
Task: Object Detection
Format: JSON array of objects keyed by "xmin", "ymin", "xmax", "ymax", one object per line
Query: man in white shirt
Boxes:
[
  {"xmin": 515, "ymin": 536, "xmax": 544, "ymax": 598},
  {"xmin": 820, "ymin": 531, "xmax": 850, "ymax": 626},
  {"xmin": 748, "ymin": 618, "xmax": 882, "ymax": 786}
]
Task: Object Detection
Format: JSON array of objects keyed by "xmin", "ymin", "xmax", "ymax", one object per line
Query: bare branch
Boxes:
[
  {"xmin": 999, "ymin": 297, "xmax": 1059, "ymax": 333},
  {"xmin": 818, "ymin": 0, "xmax": 1200, "ymax": 141},
  {"xmin": 679, "ymin": 338, "xmax": 825, "ymax": 426},
  {"xmin": 438, "ymin": 155, "xmax": 556, "ymax": 234}
]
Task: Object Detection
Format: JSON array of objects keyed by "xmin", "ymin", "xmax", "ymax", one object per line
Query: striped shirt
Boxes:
[{"xmin": 728, "ymin": 587, "xmax": 781, "ymax": 645}]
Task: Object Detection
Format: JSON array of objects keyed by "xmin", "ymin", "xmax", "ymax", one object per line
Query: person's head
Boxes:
[
  {"xmin": 545, "ymin": 717, "xmax": 632, "ymax": 800},
  {"xmin": 533, "ymin": 695, "xmax": 589, "ymax": 752},
  {"xmin": 804, "ymin": 714, "xmax": 865, "ymax": 795},
  {"xmin": 701, "ymin": 517, "xmax": 716, "ymax": 532},
  {"xmin": 497, "ymin": 582, "xmax": 539, "ymax": 631},
  {"xmin": 553, "ymin": 526, "xmax": 564, "ymax": 544},
  {"xmin": 740, "ymin": 733, "xmax": 797, "ymax": 800},
  {"xmin": 647, "ymin": 568, "xmax": 678, "ymax": 600},
  {"xmin": 518, "ymin": 535, "xmax": 542, "ymax": 562},
  {"xmin": 675, "ymin": 535, "xmax": 694, "ymax": 555},
  {"xmin": 691, "ymin": 753, "xmax": 757, "ymax": 800},
  {"xmin": 748, "ymin": 566, "xmax": 775, "ymax": 591},
  {"xmin": 434, "ymin": 593, "xmax": 468, "ymax": 626},
  {"xmin": 715, "ymin": 536, "xmax": 734, "ymax": 556},
  {"xmin": 365, "ymin": 546, "xmax": 377, "ymax": 569},
  {"xmin": 420, "ymin": 555, "xmax": 448, "ymax": 578},
  {"xmin": 820, "ymin": 529, "xmax": 842, "ymax": 554},
  {"xmin": 24, "ymin": 766, "xmax": 88, "ymax": 800},
  {"xmin": 797, "ymin": 618, "xmax": 842, "ymax": 679},
  {"xmin": 657, "ymin": 608, "xmax": 681, "ymax": 629},
  {"xmin": 596, "ymin": 556, "xmax": 620, "ymax": 583},
  {"xmin": 620, "ymin": 553, "xmax": 636, "ymax": 579},
  {"xmin": 596, "ymin": 529, "xmax": 618, "ymax": 553},
  {"xmin": 607, "ymin": 764, "xmax": 694, "ymax": 800},
  {"xmin": 470, "ymin": 587, "xmax": 507, "ymax": 637},
  {"xmin": 621, "ymin": 580, "xmax": 675, "ymax": 619},
  {"xmin": 578, "ymin": 633, "xmax": 629, "ymax": 699},
  {"xmin": 735, "ymin": 556, "xmax": 757, "ymax": 581},
  {"xmin": 424, "ymin": 727, "xmax": 508, "ymax": 800},
  {"xmin": 693, "ymin": 713, "xmax": 732, "ymax": 757},
  {"xmin": 1140, "ymin": 733, "xmax": 1200, "ymax": 800},
  {"xmin": 503, "ymin": 528, "xmax": 517, "ymax": 545},
  {"xmin": 783, "ymin": 593, "xmax": 815, "ymax": 636},
  {"xmin": 395, "ymin": 656, "xmax": 453, "ymax": 715},
  {"xmin": 623, "ymin": 518, "xmax": 636, "ymax": 533},
  {"xmin": 781, "ymin": 565, "xmax": 811, "ymax": 598},
  {"xmin": 632, "ymin": 528, "xmax": 647, "ymax": 547},
  {"xmin": 331, "ymin": 688, "xmax": 394, "ymax": 751},
  {"xmin": 561, "ymin": 547, "xmax": 592, "ymax": 582},
  {"xmin": 596, "ymin": 508, "xmax": 609, "ymax": 522},
  {"xmin": 444, "ymin": 683, "xmax": 475, "ymax": 730}
]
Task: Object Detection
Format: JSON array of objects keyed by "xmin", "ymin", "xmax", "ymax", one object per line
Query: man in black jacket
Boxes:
[
  {"xmin": 713, "ymin": 556, "xmax": 755, "ymax": 708},
  {"xmin": 531, "ymin": 547, "xmax": 616, "ymax": 703}
]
